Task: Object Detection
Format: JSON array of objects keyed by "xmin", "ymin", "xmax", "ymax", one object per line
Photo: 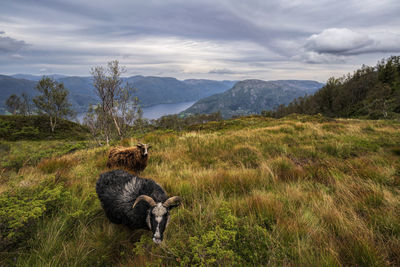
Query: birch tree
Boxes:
[
  {"xmin": 86, "ymin": 60, "xmax": 141, "ymax": 145},
  {"xmin": 33, "ymin": 77, "xmax": 73, "ymax": 132}
]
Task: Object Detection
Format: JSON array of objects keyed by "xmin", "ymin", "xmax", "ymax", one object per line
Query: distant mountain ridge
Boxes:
[
  {"xmin": 0, "ymin": 74, "xmax": 236, "ymax": 114},
  {"xmin": 182, "ymin": 79, "xmax": 324, "ymax": 118},
  {"xmin": 12, "ymin": 74, "xmax": 68, "ymax": 81}
]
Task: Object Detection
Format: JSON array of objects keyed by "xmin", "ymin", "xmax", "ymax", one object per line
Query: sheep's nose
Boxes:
[
  {"xmin": 154, "ymin": 231, "xmax": 161, "ymax": 239},
  {"xmin": 153, "ymin": 237, "xmax": 162, "ymax": 244}
]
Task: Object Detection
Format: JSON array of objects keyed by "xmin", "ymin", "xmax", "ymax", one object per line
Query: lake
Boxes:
[
  {"xmin": 77, "ymin": 101, "xmax": 195, "ymax": 122},
  {"xmin": 141, "ymin": 101, "xmax": 195, "ymax": 119}
]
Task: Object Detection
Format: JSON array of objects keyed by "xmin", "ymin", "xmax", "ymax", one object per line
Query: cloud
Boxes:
[
  {"xmin": 0, "ymin": 1, "xmax": 400, "ymax": 80},
  {"xmin": 293, "ymin": 51, "xmax": 346, "ymax": 64},
  {"xmin": 305, "ymin": 28, "xmax": 373, "ymax": 54},
  {"xmin": 0, "ymin": 32, "xmax": 29, "ymax": 53},
  {"xmin": 304, "ymin": 28, "xmax": 400, "ymax": 55},
  {"xmin": 208, "ymin": 68, "xmax": 236, "ymax": 74}
]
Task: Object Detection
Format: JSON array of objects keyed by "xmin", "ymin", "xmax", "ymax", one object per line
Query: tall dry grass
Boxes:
[{"xmin": 1, "ymin": 115, "xmax": 400, "ymax": 266}]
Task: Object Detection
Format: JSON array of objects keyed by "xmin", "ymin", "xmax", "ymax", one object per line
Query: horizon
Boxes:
[
  {"xmin": 6, "ymin": 73, "xmax": 326, "ymax": 83},
  {"xmin": 1, "ymin": 1, "xmax": 400, "ymax": 82}
]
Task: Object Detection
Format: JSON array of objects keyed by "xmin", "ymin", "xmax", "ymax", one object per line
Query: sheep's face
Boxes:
[
  {"xmin": 137, "ymin": 143, "xmax": 151, "ymax": 157},
  {"xmin": 134, "ymin": 195, "xmax": 181, "ymax": 244},
  {"xmin": 146, "ymin": 203, "xmax": 171, "ymax": 244}
]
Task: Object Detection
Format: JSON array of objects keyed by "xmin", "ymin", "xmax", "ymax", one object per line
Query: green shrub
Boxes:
[
  {"xmin": 135, "ymin": 203, "xmax": 276, "ymax": 266},
  {"xmin": 11, "ymin": 126, "xmax": 40, "ymax": 140},
  {"xmin": 2, "ymin": 154, "xmax": 26, "ymax": 171},
  {"xmin": 0, "ymin": 119, "xmax": 13, "ymax": 138},
  {"xmin": 0, "ymin": 141, "xmax": 11, "ymax": 153},
  {"xmin": 0, "ymin": 182, "xmax": 70, "ymax": 251}
]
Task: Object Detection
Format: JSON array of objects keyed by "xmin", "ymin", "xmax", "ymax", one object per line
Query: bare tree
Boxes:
[
  {"xmin": 21, "ymin": 93, "xmax": 33, "ymax": 115},
  {"xmin": 6, "ymin": 93, "xmax": 34, "ymax": 115},
  {"xmin": 5, "ymin": 94, "xmax": 22, "ymax": 115},
  {"xmin": 85, "ymin": 60, "xmax": 141, "ymax": 145}
]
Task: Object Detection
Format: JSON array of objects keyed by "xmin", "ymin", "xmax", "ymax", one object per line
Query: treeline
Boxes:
[{"xmin": 262, "ymin": 56, "xmax": 400, "ymax": 119}]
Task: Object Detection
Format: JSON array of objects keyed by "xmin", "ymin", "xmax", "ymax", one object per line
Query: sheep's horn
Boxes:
[
  {"xmin": 163, "ymin": 196, "xmax": 182, "ymax": 208},
  {"xmin": 132, "ymin": 195, "xmax": 156, "ymax": 208}
]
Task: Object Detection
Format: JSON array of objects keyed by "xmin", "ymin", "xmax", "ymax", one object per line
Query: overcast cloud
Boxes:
[{"xmin": 0, "ymin": 0, "xmax": 399, "ymax": 81}]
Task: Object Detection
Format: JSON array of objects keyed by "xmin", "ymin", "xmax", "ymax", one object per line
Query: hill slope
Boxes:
[
  {"xmin": 1, "ymin": 115, "xmax": 399, "ymax": 265},
  {"xmin": 266, "ymin": 56, "xmax": 400, "ymax": 119},
  {"xmin": 183, "ymin": 79, "xmax": 323, "ymax": 118}
]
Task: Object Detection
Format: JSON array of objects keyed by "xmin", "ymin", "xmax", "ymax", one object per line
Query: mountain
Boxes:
[
  {"xmin": 124, "ymin": 76, "xmax": 236, "ymax": 107},
  {"xmin": 0, "ymin": 75, "xmax": 37, "ymax": 113},
  {"xmin": 0, "ymin": 75, "xmax": 95, "ymax": 114},
  {"xmin": 57, "ymin": 76, "xmax": 97, "ymax": 112},
  {"xmin": 182, "ymin": 79, "xmax": 324, "ymax": 118},
  {"xmin": 0, "ymin": 74, "xmax": 235, "ymax": 114},
  {"xmin": 183, "ymin": 79, "xmax": 237, "ymax": 98},
  {"xmin": 12, "ymin": 74, "xmax": 68, "ymax": 81}
]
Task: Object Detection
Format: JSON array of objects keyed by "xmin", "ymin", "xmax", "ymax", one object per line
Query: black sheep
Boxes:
[{"xmin": 96, "ymin": 169, "xmax": 181, "ymax": 244}]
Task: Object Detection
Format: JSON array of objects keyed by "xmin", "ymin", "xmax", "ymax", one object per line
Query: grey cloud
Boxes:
[
  {"xmin": 0, "ymin": 0, "xmax": 400, "ymax": 80},
  {"xmin": 209, "ymin": 68, "xmax": 236, "ymax": 74},
  {"xmin": 0, "ymin": 33, "xmax": 28, "ymax": 53},
  {"xmin": 294, "ymin": 51, "xmax": 346, "ymax": 64},
  {"xmin": 304, "ymin": 28, "xmax": 400, "ymax": 56},
  {"xmin": 305, "ymin": 28, "xmax": 373, "ymax": 54}
]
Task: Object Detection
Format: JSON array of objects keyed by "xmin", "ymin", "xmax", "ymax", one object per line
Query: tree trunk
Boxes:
[
  {"xmin": 111, "ymin": 112, "xmax": 122, "ymax": 139},
  {"xmin": 50, "ymin": 116, "xmax": 57, "ymax": 132}
]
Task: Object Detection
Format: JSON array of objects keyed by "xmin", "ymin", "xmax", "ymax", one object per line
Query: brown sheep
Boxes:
[{"xmin": 106, "ymin": 143, "xmax": 152, "ymax": 174}]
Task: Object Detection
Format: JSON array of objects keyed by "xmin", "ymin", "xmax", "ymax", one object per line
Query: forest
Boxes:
[{"xmin": 263, "ymin": 56, "xmax": 400, "ymax": 120}]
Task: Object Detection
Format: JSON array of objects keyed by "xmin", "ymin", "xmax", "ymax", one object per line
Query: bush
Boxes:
[
  {"xmin": 0, "ymin": 182, "xmax": 70, "ymax": 251},
  {"xmin": 11, "ymin": 126, "xmax": 40, "ymax": 140},
  {"xmin": 0, "ymin": 142, "xmax": 11, "ymax": 153},
  {"xmin": 0, "ymin": 119, "xmax": 13, "ymax": 138},
  {"xmin": 135, "ymin": 203, "xmax": 275, "ymax": 266}
]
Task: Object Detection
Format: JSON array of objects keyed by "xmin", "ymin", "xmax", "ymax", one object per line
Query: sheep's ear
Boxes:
[
  {"xmin": 163, "ymin": 196, "xmax": 182, "ymax": 209},
  {"xmin": 137, "ymin": 143, "xmax": 143, "ymax": 147},
  {"xmin": 148, "ymin": 145, "xmax": 152, "ymax": 149}
]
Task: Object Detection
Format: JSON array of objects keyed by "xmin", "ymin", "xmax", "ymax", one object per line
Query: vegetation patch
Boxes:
[
  {"xmin": 1, "ymin": 115, "xmax": 400, "ymax": 266},
  {"xmin": 0, "ymin": 115, "xmax": 89, "ymax": 141},
  {"xmin": 0, "ymin": 181, "xmax": 70, "ymax": 251}
]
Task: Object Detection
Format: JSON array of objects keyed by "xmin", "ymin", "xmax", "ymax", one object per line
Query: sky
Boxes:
[{"xmin": 1, "ymin": 0, "xmax": 400, "ymax": 82}]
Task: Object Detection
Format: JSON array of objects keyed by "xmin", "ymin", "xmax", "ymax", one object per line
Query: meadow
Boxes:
[{"xmin": 1, "ymin": 115, "xmax": 400, "ymax": 266}]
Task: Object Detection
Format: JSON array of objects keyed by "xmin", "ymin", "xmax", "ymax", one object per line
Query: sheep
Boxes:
[
  {"xmin": 96, "ymin": 169, "xmax": 182, "ymax": 244},
  {"xmin": 106, "ymin": 143, "xmax": 152, "ymax": 174}
]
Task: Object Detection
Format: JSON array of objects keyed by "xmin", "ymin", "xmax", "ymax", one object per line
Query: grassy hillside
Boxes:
[
  {"xmin": 265, "ymin": 56, "xmax": 400, "ymax": 119},
  {"xmin": 0, "ymin": 115, "xmax": 89, "ymax": 141},
  {"xmin": 1, "ymin": 115, "xmax": 400, "ymax": 266}
]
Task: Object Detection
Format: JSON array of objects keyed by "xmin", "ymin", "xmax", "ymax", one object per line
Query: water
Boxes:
[
  {"xmin": 77, "ymin": 101, "xmax": 196, "ymax": 122},
  {"xmin": 141, "ymin": 101, "xmax": 195, "ymax": 119}
]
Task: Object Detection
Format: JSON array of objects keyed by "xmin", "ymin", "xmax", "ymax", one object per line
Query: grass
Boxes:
[
  {"xmin": 1, "ymin": 115, "xmax": 400, "ymax": 266},
  {"xmin": 0, "ymin": 115, "xmax": 89, "ymax": 141}
]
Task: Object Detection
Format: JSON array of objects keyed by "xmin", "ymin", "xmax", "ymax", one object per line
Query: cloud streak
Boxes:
[{"xmin": 0, "ymin": 0, "xmax": 399, "ymax": 81}]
